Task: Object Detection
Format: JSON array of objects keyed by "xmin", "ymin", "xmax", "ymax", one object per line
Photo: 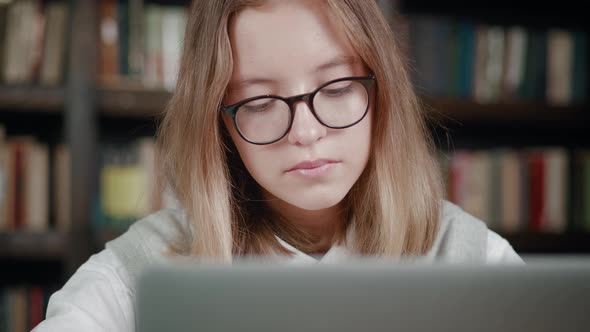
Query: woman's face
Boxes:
[{"xmin": 223, "ymin": 0, "xmax": 372, "ymax": 211}]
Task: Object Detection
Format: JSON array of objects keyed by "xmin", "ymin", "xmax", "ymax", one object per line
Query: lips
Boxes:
[{"xmin": 286, "ymin": 159, "xmax": 339, "ymax": 172}]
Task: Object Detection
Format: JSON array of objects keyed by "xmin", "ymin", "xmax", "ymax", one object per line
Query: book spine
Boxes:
[
  {"xmin": 99, "ymin": 0, "xmax": 120, "ymax": 84},
  {"xmin": 528, "ymin": 151, "xmax": 545, "ymax": 231}
]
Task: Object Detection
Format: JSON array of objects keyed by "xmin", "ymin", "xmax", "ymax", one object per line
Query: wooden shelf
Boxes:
[
  {"xmin": 98, "ymin": 86, "xmax": 171, "ymax": 117},
  {"xmin": 1, "ymin": 230, "xmax": 589, "ymax": 260},
  {"xmin": 91, "ymin": 230, "xmax": 590, "ymax": 255},
  {"xmin": 95, "ymin": 89, "xmax": 590, "ymax": 129},
  {"xmin": 0, "ymin": 232, "xmax": 68, "ymax": 260},
  {"xmin": 1, "ymin": 85, "xmax": 585, "ymax": 128},
  {"xmin": 501, "ymin": 232, "xmax": 590, "ymax": 254},
  {"xmin": 424, "ymin": 97, "xmax": 590, "ymax": 130},
  {"xmin": 0, "ymin": 86, "xmax": 65, "ymax": 112}
]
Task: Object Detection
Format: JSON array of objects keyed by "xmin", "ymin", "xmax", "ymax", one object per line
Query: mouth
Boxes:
[{"xmin": 286, "ymin": 159, "xmax": 340, "ymax": 172}]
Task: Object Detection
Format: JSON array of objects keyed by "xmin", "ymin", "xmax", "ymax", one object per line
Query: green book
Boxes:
[
  {"xmin": 118, "ymin": 0, "xmax": 130, "ymax": 76},
  {"xmin": 572, "ymin": 31, "xmax": 587, "ymax": 103},
  {"xmin": 128, "ymin": 0, "xmax": 145, "ymax": 79},
  {"xmin": 520, "ymin": 29, "xmax": 547, "ymax": 101}
]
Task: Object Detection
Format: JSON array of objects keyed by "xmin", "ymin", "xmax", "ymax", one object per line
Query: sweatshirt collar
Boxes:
[{"xmin": 273, "ymin": 223, "xmax": 359, "ymax": 264}]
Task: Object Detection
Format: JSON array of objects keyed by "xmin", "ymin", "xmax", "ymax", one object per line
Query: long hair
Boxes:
[{"xmin": 156, "ymin": 0, "xmax": 443, "ymax": 262}]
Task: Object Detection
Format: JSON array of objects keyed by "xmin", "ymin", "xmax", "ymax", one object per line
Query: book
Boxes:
[
  {"xmin": 54, "ymin": 144, "xmax": 71, "ymax": 231},
  {"xmin": 543, "ymin": 148, "xmax": 568, "ymax": 233},
  {"xmin": 572, "ymin": 31, "xmax": 588, "ymax": 103},
  {"xmin": 473, "ymin": 25, "xmax": 489, "ymax": 102},
  {"xmin": 99, "ymin": 0, "xmax": 120, "ymax": 84},
  {"xmin": 442, "ymin": 147, "xmax": 581, "ymax": 234},
  {"xmin": 407, "ymin": 16, "xmax": 440, "ymax": 97},
  {"xmin": 0, "ymin": 3, "xmax": 9, "ymax": 79},
  {"xmin": 501, "ymin": 27, "xmax": 527, "ymax": 100},
  {"xmin": 500, "ymin": 149, "xmax": 523, "ymax": 233},
  {"xmin": 95, "ymin": 138, "xmax": 165, "ymax": 234},
  {"xmin": 456, "ymin": 21, "xmax": 476, "ymax": 98},
  {"xmin": 528, "ymin": 150, "xmax": 545, "ymax": 231},
  {"xmin": 547, "ymin": 29, "xmax": 574, "ymax": 105},
  {"xmin": 24, "ymin": 142, "xmax": 49, "ymax": 232},
  {"xmin": 143, "ymin": 4, "xmax": 163, "ymax": 87},
  {"xmin": 39, "ymin": 2, "xmax": 69, "ymax": 86},
  {"xmin": 128, "ymin": 0, "xmax": 145, "ymax": 79},
  {"xmin": 161, "ymin": 6, "xmax": 186, "ymax": 91}
]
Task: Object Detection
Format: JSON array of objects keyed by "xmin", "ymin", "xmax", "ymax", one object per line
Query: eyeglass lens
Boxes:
[{"xmin": 235, "ymin": 79, "xmax": 369, "ymax": 144}]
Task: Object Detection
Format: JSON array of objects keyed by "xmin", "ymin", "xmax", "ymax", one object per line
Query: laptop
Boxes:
[{"xmin": 137, "ymin": 255, "xmax": 590, "ymax": 332}]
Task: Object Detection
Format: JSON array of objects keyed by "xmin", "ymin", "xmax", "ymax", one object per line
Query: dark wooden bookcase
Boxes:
[{"xmin": 1, "ymin": 0, "xmax": 589, "ymax": 291}]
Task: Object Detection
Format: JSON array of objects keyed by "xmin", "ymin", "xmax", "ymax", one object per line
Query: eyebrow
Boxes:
[
  {"xmin": 227, "ymin": 77, "xmax": 276, "ymax": 93},
  {"xmin": 227, "ymin": 55, "xmax": 361, "ymax": 92},
  {"xmin": 313, "ymin": 55, "xmax": 360, "ymax": 73}
]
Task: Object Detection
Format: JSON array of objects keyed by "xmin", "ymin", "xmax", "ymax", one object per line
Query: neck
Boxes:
[{"xmin": 263, "ymin": 191, "xmax": 347, "ymax": 255}]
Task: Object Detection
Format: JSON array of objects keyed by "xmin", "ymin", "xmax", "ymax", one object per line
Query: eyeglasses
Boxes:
[{"xmin": 221, "ymin": 75, "xmax": 376, "ymax": 145}]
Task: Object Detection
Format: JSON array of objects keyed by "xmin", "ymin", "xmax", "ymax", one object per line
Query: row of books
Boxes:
[
  {"xmin": 439, "ymin": 148, "xmax": 590, "ymax": 234},
  {"xmin": 99, "ymin": 0, "xmax": 188, "ymax": 90},
  {"xmin": 0, "ymin": 286, "xmax": 53, "ymax": 332},
  {"xmin": 403, "ymin": 16, "xmax": 587, "ymax": 105},
  {"xmin": 3, "ymin": 130, "xmax": 589, "ymax": 235},
  {"xmin": 0, "ymin": 0, "xmax": 69, "ymax": 86},
  {"xmin": 0, "ymin": 127, "xmax": 70, "ymax": 233},
  {"xmin": 0, "ymin": 131, "xmax": 173, "ymax": 234}
]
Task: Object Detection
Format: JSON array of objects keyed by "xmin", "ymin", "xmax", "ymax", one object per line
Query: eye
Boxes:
[
  {"xmin": 242, "ymin": 99, "xmax": 276, "ymax": 112},
  {"xmin": 321, "ymin": 83, "xmax": 353, "ymax": 97}
]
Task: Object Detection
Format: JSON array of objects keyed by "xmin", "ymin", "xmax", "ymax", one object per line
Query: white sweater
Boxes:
[{"xmin": 32, "ymin": 201, "xmax": 523, "ymax": 332}]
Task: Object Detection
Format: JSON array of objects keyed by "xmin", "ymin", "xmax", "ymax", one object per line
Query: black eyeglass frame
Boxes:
[{"xmin": 221, "ymin": 74, "xmax": 376, "ymax": 145}]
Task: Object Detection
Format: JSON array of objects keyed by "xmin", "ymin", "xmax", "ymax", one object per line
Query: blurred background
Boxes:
[{"xmin": 0, "ymin": 0, "xmax": 588, "ymax": 330}]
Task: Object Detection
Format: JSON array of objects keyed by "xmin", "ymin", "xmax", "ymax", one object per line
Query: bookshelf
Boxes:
[
  {"xmin": 0, "ymin": 232, "xmax": 67, "ymax": 260},
  {"xmin": 0, "ymin": 86, "xmax": 65, "ymax": 111},
  {"xmin": 396, "ymin": 0, "xmax": 590, "ymax": 241},
  {"xmin": 99, "ymin": 86, "xmax": 169, "ymax": 117},
  {"xmin": 0, "ymin": 1, "xmax": 589, "ymax": 327},
  {"xmin": 503, "ymin": 232, "xmax": 590, "ymax": 254},
  {"xmin": 424, "ymin": 98, "xmax": 590, "ymax": 129}
]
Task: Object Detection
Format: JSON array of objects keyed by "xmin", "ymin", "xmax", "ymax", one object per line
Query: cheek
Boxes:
[
  {"xmin": 223, "ymin": 118, "xmax": 276, "ymax": 182},
  {"xmin": 223, "ymin": 116, "xmax": 252, "ymax": 159},
  {"xmin": 353, "ymin": 106, "xmax": 373, "ymax": 156}
]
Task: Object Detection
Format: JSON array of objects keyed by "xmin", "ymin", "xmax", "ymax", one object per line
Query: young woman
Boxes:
[{"xmin": 34, "ymin": 0, "xmax": 522, "ymax": 330}]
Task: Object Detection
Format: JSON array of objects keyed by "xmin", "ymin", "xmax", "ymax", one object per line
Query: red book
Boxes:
[
  {"xmin": 529, "ymin": 152, "xmax": 545, "ymax": 231},
  {"xmin": 12, "ymin": 142, "xmax": 24, "ymax": 229},
  {"xmin": 29, "ymin": 286, "xmax": 44, "ymax": 329}
]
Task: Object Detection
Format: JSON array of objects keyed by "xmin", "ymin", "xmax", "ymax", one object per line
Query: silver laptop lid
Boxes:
[{"xmin": 137, "ymin": 256, "xmax": 590, "ymax": 332}]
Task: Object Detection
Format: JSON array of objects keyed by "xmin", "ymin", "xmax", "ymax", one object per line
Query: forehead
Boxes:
[{"xmin": 228, "ymin": 1, "xmax": 358, "ymax": 81}]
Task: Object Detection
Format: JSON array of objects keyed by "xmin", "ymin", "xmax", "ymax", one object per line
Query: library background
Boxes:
[{"xmin": 0, "ymin": 0, "xmax": 588, "ymax": 330}]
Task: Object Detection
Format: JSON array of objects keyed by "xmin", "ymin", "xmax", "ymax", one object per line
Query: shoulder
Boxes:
[
  {"xmin": 33, "ymin": 209, "xmax": 192, "ymax": 331},
  {"xmin": 107, "ymin": 208, "xmax": 192, "ymax": 255},
  {"xmin": 104, "ymin": 208, "xmax": 193, "ymax": 284},
  {"xmin": 425, "ymin": 200, "xmax": 523, "ymax": 264},
  {"xmin": 33, "ymin": 248, "xmax": 135, "ymax": 331},
  {"xmin": 486, "ymin": 229, "xmax": 524, "ymax": 264}
]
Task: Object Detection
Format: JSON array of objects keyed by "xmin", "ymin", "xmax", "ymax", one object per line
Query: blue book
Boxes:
[{"xmin": 457, "ymin": 21, "xmax": 475, "ymax": 98}]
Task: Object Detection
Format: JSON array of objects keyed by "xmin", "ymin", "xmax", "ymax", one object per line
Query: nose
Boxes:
[{"xmin": 287, "ymin": 100, "xmax": 327, "ymax": 146}]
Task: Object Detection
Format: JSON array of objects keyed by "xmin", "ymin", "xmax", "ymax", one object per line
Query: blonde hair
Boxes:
[{"xmin": 156, "ymin": 0, "xmax": 443, "ymax": 262}]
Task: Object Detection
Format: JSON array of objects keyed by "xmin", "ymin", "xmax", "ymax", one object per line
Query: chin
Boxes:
[{"xmin": 282, "ymin": 192, "xmax": 347, "ymax": 211}]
